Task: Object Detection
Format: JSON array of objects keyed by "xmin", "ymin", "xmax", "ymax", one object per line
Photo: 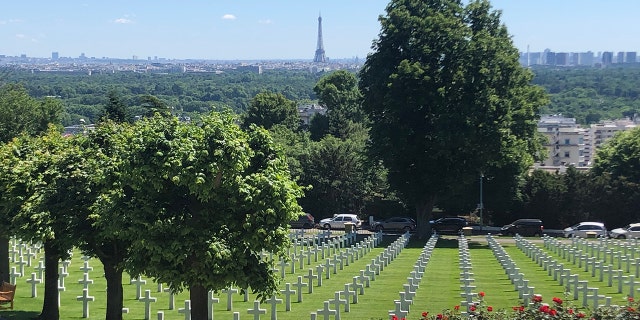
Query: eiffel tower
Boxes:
[{"xmin": 313, "ymin": 14, "xmax": 326, "ymax": 63}]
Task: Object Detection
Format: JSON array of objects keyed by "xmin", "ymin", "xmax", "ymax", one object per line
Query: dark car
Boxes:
[
  {"xmin": 429, "ymin": 217, "xmax": 468, "ymax": 234},
  {"xmin": 290, "ymin": 213, "xmax": 315, "ymax": 229},
  {"xmin": 500, "ymin": 219, "xmax": 544, "ymax": 237},
  {"xmin": 370, "ymin": 217, "xmax": 417, "ymax": 232}
]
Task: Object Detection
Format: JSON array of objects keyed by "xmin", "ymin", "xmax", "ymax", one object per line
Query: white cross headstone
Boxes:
[
  {"xmin": 280, "ymin": 283, "xmax": 296, "ymax": 311},
  {"xmin": 139, "ymin": 289, "xmax": 157, "ymax": 320},
  {"xmin": 294, "ymin": 276, "xmax": 307, "ymax": 302},
  {"xmin": 222, "ymin": 286, "xmax": 239, "ymax": 311},
  {"xmin": 76, "ymin": 288, "xmax": 95, "ymax": 318},
  {"xmin": 208, "ymin": 290, "xmax": 220, "ymax": 320},
  {"xmin": 78, "ymin": 272, "xmax": 94, "ymax": 289},
  {"xmin": 26, "ymin": 272, "xmax": 41, "ymax": 297},
  {"xmin": 316, "ymin": 301, "xmax": 336, "ymax": 320},
  {"xmin": 131, "ymin": 276, "xmax": 147, "ymax": 300},
  {"xmin": 247, "ymin": 300, "xmax": 267, "ymax": 320},
  {"xmin": 178, "ymin": 300, "xmax": 191, "ymax": 320},
  {"xmin": 328, "ymin": 291, "xmax": 347, "ymax": 320},
  {"xmin": 266, "ymin": 295, "xmax": 282, "ymax": 320}
]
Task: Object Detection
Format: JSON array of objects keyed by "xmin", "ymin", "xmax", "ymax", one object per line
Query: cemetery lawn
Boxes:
[{"xmin": 3, "ymin": 234, "xmax": 631, "ymax": 319}]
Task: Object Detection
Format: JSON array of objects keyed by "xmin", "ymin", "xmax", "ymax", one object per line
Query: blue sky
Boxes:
[{"xmin": 1, "ymin": 1, "xmax": 639, "ymax": 60}]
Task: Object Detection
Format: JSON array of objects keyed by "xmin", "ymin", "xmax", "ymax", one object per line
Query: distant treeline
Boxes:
[
  {"xmin": 1, "ymin": 65, "xmax": 639, "ymax": 126},
  {"xmin": 532, "ymin": 65, "xmax": 640, "ymax": 124},
  {"xmin": 0, "ymin": 68, "xmax": 322, "ymax": 126}
]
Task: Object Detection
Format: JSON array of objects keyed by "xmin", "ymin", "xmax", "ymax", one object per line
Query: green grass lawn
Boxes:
[{"xmin": 1, "ymin": 234, "xmax": 623, "ymax": 319}]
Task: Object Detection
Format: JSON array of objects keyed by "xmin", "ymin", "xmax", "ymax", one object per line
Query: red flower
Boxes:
[
  {"xmin": 422, "ymin": 311, "xmax": 428, "ymax": 317},
  {"xmin": 487, "ymin": 306, "xmax": 493, "ymax": 312},
  {"xmin": 576, "ymin": 313, "xmax": 585, "ymax": 318},
  {"xmin": 478, "ymin": 291, "xmax": 485, "ymax": 297},
  {"xmin": 568, "ymin": 309, "xmax": 574, "ymax": 314},
  {"xmin": 628, "ymin": 307, "xmax": 636, "ymax": 312},
  {"xmin": 552, "ymin": 297, "xmax": 563, "ymax": 305},
  {"xmin": 454, "ymin": 305, "xmax": 460, "ymax": 311},
  {"xmin": 532, "ymin": 294, "xmax": 543, "ymax": 303},
  {"xmin": 539, "ymin": 305, "xmax": 550, "ymax": 313},
  {"xmin": 392, "ymin": 316, "xmax": 398, "ymax": 320},
  {"xmin": 470, "ymin": 305, "xmax": 477, "ymax": 312},
  {"xmin": 629, "ymin": 296, "xmax": 635, "ymax": 303},
  {"xmin": 436, "ymin": 314, "xmax": 443, "ymax": 319},
  {"xmin": 549, "ymin": 309, "xmax": 557, "ymax": 316}
]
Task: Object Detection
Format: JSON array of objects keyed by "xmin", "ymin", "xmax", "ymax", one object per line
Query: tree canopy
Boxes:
[
  {"xmin": 359, "ymin": 0, "xmax": 548, "ymax": 236},
  {"xmin": 242, "ymin": 92, "xmax": 300, "ymax": 131}
]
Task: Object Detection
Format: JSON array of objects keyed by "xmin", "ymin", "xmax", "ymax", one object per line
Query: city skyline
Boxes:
[{"xmin": 2, "ymin": 1, "xmax": 640, "ymax": 61}]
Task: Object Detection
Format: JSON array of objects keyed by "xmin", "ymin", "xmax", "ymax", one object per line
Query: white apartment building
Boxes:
[{"xmin": 536, "ymin": 115, "xmax": 638, "ymax": 170}]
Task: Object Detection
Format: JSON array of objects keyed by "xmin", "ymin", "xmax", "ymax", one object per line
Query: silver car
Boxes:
[
  {"xmin": 609, "ymin": 223, "xmax": 640, "ymax": 239},
  {"xmin": 563, "ymin": 221, "xmax": 606, "ymax": 238}
]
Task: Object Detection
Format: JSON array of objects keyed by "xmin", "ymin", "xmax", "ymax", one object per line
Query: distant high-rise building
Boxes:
[
  {"xmin": 617, "ymin": 52, "xmax": 624, "ymax": 63},
  {"xmin": 602, "ymin": 51, "xmax": 613, "ymax": 64},
  {"xmin": 51, "ymin": 52, "xmax": 59, "ymax": 60},
  {"xmin": 626, "ymin": 52, "xmax": 637, "ymax": 63},
  {"xmin": 555, "ymin": 52, "xmax": 568, "ymax": 66},
  {"xmin": 313, "ymin": 14, "xmax": 326, "ymax": 63}
]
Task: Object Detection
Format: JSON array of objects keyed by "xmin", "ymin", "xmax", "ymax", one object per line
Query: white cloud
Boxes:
[
  {"xmin": 15, "ymin": 34, "xmax": 25, "ymax": 39},
  {"xmin": 258, "ymin": 19, "xmax": 273, "ymax": 24},
  {"xmin": 222, "ymin": 14, "xmax": 236, "ymax": 20},
  {"xmin": 114, "ymin": 18, "xmax": 133, "ymax": 24}
]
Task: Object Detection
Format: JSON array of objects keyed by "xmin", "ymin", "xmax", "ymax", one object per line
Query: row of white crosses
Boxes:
[
  {"xmin": 514, "ymin": 235, "xmax": 615, "ymax": 308},
  {"xmin": 486, "ymin": 235, "xmax": 538, "ymax": 306},
  {"xmin": 541, "ymin": 234, "xmax": 640, "ymax": 302},
  {"xmin": 456, "ymin": 234, "xmax": 489, "ymax": 316},
  {"xmin": 387, "ymin": 234, "xmax": 438, "ymax": 320},
  {"xmin": 308, "ymin": 231, "xmax": 410, "ymax": 320},
  {"xmin": 233, "ymin": 231, "xmax": 382, "ymax": 320}
]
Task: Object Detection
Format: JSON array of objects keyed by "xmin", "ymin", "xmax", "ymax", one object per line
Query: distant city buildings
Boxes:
[
  {"xmin": 536, "ymin": 114, "xmax": 639, "ymax": 171},
  {"xmin": 520, "ymin": 49, "xmax": 640, "ymax": 67}
]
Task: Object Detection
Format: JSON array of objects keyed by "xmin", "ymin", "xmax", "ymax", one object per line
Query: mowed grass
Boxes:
[{"xmin": 3, "ymin": 235, "xmax": 622, "ymax": 319}]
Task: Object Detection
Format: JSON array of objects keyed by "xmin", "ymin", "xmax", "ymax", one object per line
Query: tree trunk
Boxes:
[
  {"xmin": 39, "ymin": 240, "xmax": 60, "ymax": 320},
  {"xmin": 103, "ymin": 260, "xmax": 124, "ymax": 320},
  {"xmin": 0, "ymin": 236, "xmax": 9, "ymax": 283},
  {"xmin": 189, "ymin": 283, "xmax": 208, "ymax": 320},
  {"xmin": 415, "ymin": 196, "xmax": 436, "ymax": 239}
]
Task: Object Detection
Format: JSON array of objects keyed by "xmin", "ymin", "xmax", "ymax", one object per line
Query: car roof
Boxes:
[
  {"xmin": 628, "ymin": 223, "xmax": 640, "ymax": 227},
  {"xmin": 576, "ymin": 221, "xmax": 605, "ymax": 226}
]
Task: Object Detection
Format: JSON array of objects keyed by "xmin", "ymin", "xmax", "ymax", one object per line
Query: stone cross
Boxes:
[
  {"xmin": 131, "ymin": 276, "xmax": 147, "ymax": 300},
  {"xmin": 304, "ymin": 269, "xmax": 317, "ymax": 293},
  {"xmin": 266, "ymin": 295, "xmax": 283, "ymax": 320},
  {"xmin": 316, "ymin": 301, "xmax": 337, "ymax": 320},
  {"xmin": 34, "ymin": 261, "xmax": 46, "ymax": 280},
  {"xmin": 388, "ymin": 300, "xmax": 408, "ymax": 319},
  {"xmin": 79, "ymin": 261, "xmax": 93, "ymax": 274},
  {"xmin": 76, "ymin": 288, "xmax": 95, "ymax": 318},
  {"xmin": 208, "ymin": 290, "xmax": 220, "ymax": 320},
  {"xmin": 278, "ymin": 258, "xmax": 289, "ymax": 279},
  {"xmin": 163, "ymin": 287, "xmax": 175, "ymax": 310},
  {"xmin": 247, "ymin": 301, "xmax": 267, "ymax": 320},
  {"xmin": 280, "ymin": 283, "xmax": 296, "ymax": 311},
  {"xmin": 178, "ymin": 300, "xmax": 191, "ymax": 320},
  {"xmin": 58, "ymin": 266, "xmax": 69, "ymax": 289},
  {"xmin": 15, "ymin": 255, "xmax": 27, "ymax": 276},
  {"xmin": 329, "ymin": 291, "xmax": 347, "ymax": 320},
  {"xmin": 78, "ymin": 272, "xmax": 94, "ymax": 289},
  {"xmin": 139, "ymin": 289, "xmax": 157, "ymax": 320},
  {"xmin": 351, "ymin": 276, "xmax": 365, "ymax": 295},
  {"xmin": 222, "ymin": 287, "xmax": 239, "ymax": 311},
  {"xmin": 9, "ymin": 266, "xmax": 20, "ymax": 285},
  {"xmin": 316, "ymin": 264, "xmax": 325, "ymax": 284},
  {"xmin": 341, "ymin": 284, "xmax": 357, "ymax": 307},
  {"xmin": 294, "ymin": 276, "xmax": 307, "ymax": 302},
  {"xmin": 26, "ymin": 272, "xmax": 41, "ymax": 297}
]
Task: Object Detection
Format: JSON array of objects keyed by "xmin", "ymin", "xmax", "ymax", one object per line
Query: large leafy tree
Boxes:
[
  {"xmin": 313, "ymin": 70, "xmax": 365, "ymax": 139},
  {"xmin": 0, "ymin": 128, "xmax": 103, "ymax": 320},
  {"xmin": 111, "ymin": 113, "xmax": 303, "ymax": 319},
  {"xmin": 590, "ymin": 127, "xmax": 640, "ymax": 226},
  {"xmin": 359, "ymin": 0, "xmax": 547, "ymax": 237},
  {"xmin": 0, "ymin": 83, "xmax": 63, "ymax": 143},
  {"xmin": 243, "ymin": 92, "xmax": 300, "ymax": 131}
]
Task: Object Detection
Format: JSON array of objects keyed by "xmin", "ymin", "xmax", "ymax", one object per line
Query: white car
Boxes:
[
  {"xmin": 319, "ymin": 214, "xmax": 361, "ymax": 230},
  {"xmin": 609, "ymin": 223, "xmax": 640, "ymax": 239},
  {"xmin": 563, "ymin": 221, "xmax": 607, "ymax": 238}
]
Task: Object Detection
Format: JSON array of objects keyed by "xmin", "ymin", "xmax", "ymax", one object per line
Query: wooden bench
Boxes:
[{"xmin": 0, "ymin": 282, "xmax": 16, "ymax": 310}]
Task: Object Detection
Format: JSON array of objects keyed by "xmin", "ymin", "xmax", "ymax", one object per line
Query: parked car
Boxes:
[
  {"xmin": 500, "ymin": 219, "xmax": 544, "ymax": 237},
  {"xmin": 319, "ymin": 214, "xmax": 362, "ymax": 230},
  {"xmin": 563, "ymin": 221, "xmax": 607, "ymax": 238},
  {"xmin": 429, "ymin": 217, "xmax": 468, "ymax": 234},
  {"xmin": 370, "ymin": 217, "xmax": 416, "ymax": 233},
  {"xmin": 608, "ymin": 223, "xmax": 640, "ymax": 239},
  {"xmin": 290, "ymin": 213, "xmax": 315, "ymax": 229}
]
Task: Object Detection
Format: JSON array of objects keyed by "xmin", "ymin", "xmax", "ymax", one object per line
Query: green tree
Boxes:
[
  {"xmin": 591, "ymin": 127, "xmax": 640, "ymax": 226},
  {"xmin": 101, "ymin": 90, "xmax": 128, "ymax": 123},
  {"xmin": 313, "ymin": 70, "xmax": 365, "ymax": 139},
  {"xmin": 243, "ymin": 92, "xmax": 300, "ymax": 131},
  {"xmin": 358, "ymin": 0, "xmax": 548, "ymax": 237},
  {"xmin": 111, "ymin": 113, "xmax": 303, "ymax": 319},
  {"xmin": 0, "ymin": 128, "xmax": 102, "ymax": 320},
  {"xmin": 138, "ymin": 94, "xmax": 172, "ymax": 117},
  {"xmin": 0, "ymin": 83, "xmax": 62, "ymax": 143}
]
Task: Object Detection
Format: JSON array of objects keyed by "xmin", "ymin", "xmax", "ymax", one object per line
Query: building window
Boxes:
[
  {"xmin": 564, "ymin": 151, "xmax": 570, "ymax": 158},
  {"xmin": 578, "ymin": 137, "xmax": 584, "ymax": 144},
  {"xmin": 564, "ymin": 138, "xmax": 570, "ymax": 145}
]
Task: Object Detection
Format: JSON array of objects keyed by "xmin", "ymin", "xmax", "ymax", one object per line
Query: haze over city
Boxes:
[{"xmin": 2, "ymin": 0, "xmax": 640, "ymax": 60}]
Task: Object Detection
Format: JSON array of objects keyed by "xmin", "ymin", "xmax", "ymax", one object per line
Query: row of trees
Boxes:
[{"xmin": 0, "ymin": 113, "xmax": 303, "ymax": 320}]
